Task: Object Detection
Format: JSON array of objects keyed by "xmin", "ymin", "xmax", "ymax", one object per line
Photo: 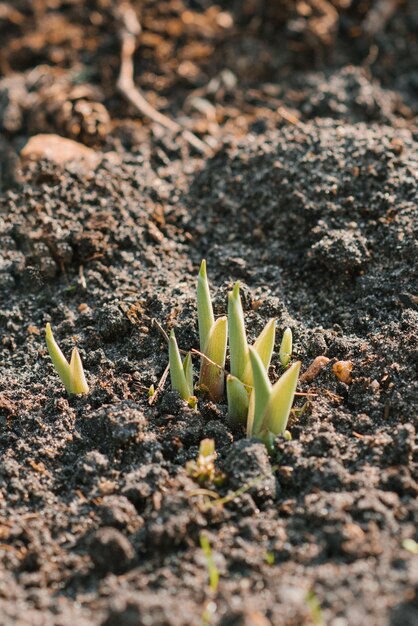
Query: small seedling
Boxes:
[
  {"xmin": 305, "ymin": 590, "xmax": 325, "ymax": 626},
  {"xmin": 264, "ymin": 551, "xmax": 275, "ymax": 566},
  {"xmin": 169, "ymin": 329, "xmax": 196, "ymax": 407},
  {"xmin": 187, "ymin": 438, "xmax": 224, "ymax": 486},
  {"xmin": 45, "ymin": 323, "xmax": 89, "ymax": 395},
  {"xmin": 199, "ymin": 533, "xmax": 220, "ymax": 593},
  {"xmin": 249, "ymin": 347, "xmax": 300, "ymax": 450},
  {"xmin": 197, "ymin": 260, "xmax": 227, "ymax": 402}
]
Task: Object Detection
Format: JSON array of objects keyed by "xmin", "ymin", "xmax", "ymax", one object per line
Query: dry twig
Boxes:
[
  {"xmin": 114, "ymin": 2, "xmax": 210, "ymax": 154},
  {"xmin": 148, "ymin": 364, "xmax": 170, "ymax": 406}
]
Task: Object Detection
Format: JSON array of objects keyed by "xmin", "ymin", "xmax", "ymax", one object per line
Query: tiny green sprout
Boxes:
[
  {"xmin": 169, "ymin": 330, "xmax": 196, "ymax": 405},
  {"xmin": 148, "ymin": 383, "xmax": 155, "ymax": 399},
  {"xmin": 279, "ymin": 327, "xmax": 293, "ymax": 368},
  {"xmin": 197, "ymin": 261, "xmax": 227, "ymax": 402},
  {"xmin": 305, "ymin": 590, "xmax": 325, "ymax": 626},
  {"xmin": 249, "ymin": 346, "xmax": 300, "ymax": 449},
  {"xmin": 199, "ymin": 533, "xmax": 220, "ymax": 594},
  {"xmin": 45, "ymin": 323, "xmax": 89, "ymax": 395},
  {"xmin": 187, "ymin": 438, "xmax": 224, "ymax": 485}
]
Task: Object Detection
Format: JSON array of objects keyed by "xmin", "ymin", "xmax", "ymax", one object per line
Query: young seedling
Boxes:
[
  {"xmin": 197, "ymin": 260, "xmax": 227, "ymax": 402},
  {"xmin": 45, "ymin": 323, "xmax": 89, "ymax": 395},
  {"xmin": 227, "ymin": 281, "xmax": 276, "ymax": 424},
  {"xmin": 279, "ymin": 327, "xmax": 292, "ymax": 368},
  {"xmin": 249, "ymin": 346, "xmax": 300, "ymax": 450},
  {"xmin": 186, "ymin": 438, "xmax": 224, "ymax": 486},
  {"xmin": 169, "ymin": 329, "xmax": 196, "ymax": 407},
  {"xmin": 199, "ymin": 533, "xmax": 220, "ymax": 594}
]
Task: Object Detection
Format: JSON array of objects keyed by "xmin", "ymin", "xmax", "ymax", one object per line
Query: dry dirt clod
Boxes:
[{"xmin": 299, "ymin": 356, "xmax": 331, "ymax": 383}]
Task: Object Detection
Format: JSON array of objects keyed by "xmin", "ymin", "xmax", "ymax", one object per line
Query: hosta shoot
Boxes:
[
  {"xmin": 249, "ymin": 347, "xmax": 300, "ymax": 450},
  {"xmin": 227, "ymin": 281, "xmax": 276, "ymax": 424},
  {"xmin": 45, "ymin": 323, "xmax": 89, "ymax": 395},
  {"xmin": 169, "ymin": 330, "xmax": 196, "ymax": 406},
  {"xmin": 197, "ymin": 260, "xmax": 227, "ymax": 402},
  {"xmin": 228, "ymin": 282, "xmax": 249, "ymax": 383}
]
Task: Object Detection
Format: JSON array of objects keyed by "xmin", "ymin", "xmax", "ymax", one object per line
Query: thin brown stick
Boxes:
[
  {"xmin": 191, "ymin": 348, "xmax": 225, "ymax": 372},
  {"xmin": 114, "ymin": 2, "xmax": 210, "ymax": 154},
  {"xmin": 152, "ymin": 319, "xmax": 170, "ymax": 344},
  {"xmin": 152, "ymin": 321, "xmax": 224, "ymax": 371},
  {"xmin": 148, "ymin": 364, "xmax": 169, "ymax": 405}
]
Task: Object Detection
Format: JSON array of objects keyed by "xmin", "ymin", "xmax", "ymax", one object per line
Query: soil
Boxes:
[{"xmin": 0, "ymin": 1, "xmax": 417, "ymax": 625}]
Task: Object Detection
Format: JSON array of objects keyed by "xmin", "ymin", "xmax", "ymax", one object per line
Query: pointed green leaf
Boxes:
[
  {"xmin": 197, "ymin": 260, "xmax": 215, "ymax": 354},
  {"xmin": 199, "ymin": 316, "xmax": 227, "ymax": 402},
  {"xmin": 253, "ymin": 318, "xmax": 276, "ymax": 369},
  {"xmin": 260, "ymin": 361, "xmax": 301, "ymax": 435},
  {"xmin": 45, "ymin": 323, "xmax": 73, "ymax": 394},
  {"xmin": 279, "ymin": 327, "xmax": 292, "ymax": 368},
  {"xmin": 242, "ymin": 318, "xmax": 276, "ymax": 384},
  {"xmin": 69, "ymin": 347, "xmax": 89, "ymax": 395},
  {"xmin": 226, "ymin": 374, "xmax": 249, "ymax": 424},
  {"xmin": 169, "ymin": 330, "xmax": 191, "ymax": 401},
  {"xmin": 249, "ymin": 347, "xmax": 272, "ymax": 435},
  {"xmin": 228, "ymin": 282, "xmax": 249, "ymax": 382},
  {"xmin": 182, "ymin": 351, "xmax": 194, "ymax": 396}
]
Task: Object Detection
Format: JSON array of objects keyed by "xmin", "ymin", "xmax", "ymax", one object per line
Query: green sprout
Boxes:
[
  {"xmin": 186, "ymin": 438, "xmax": 224, "ymax": 486},
  {"xmin": 169, "ymin": 329, "xmax": 196, "ymax": 406},
  {"xmin": 197, "ymin": 260, "xmax": 227, "ymax": 402},
  {"xmin": 305, "ymin": 590, "xmax": 325, "ymax": 626},
  {"xmin": 199, "ymin": 533, "xmax": 220, "ymax": 594},
  {"xmin": 227, "ymin": 282, "xmax": 276, "ymax": 424},
  {"xmin": 248, "ymin": 346, "xmax": 300, "ymax": 450},
  {"xmin": 45, "ymin": 323, "xmax": 89, "ymax": 395},
  {"xmin": 228, "ymin": 282, "xmax": 249, "ymax": 383},
  {"xmin": 279, "ymin": 327, "xmax": 293, "ymax": 368}
]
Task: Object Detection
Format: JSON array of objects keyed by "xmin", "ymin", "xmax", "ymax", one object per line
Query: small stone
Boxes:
[
  {"xmin": 219, "ymin": 610, "xmax": 271, "ymax": 626},
  {"xmin": 89, "ymin": 527, "xmax": 135, "ymax": 574},
  {"xmin": 99, "ymin": 495, "xmax": 140, "ymax": 531}
]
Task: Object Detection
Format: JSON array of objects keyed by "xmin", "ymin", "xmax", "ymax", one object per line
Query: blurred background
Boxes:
[{"xmin": 0, "ymin": 0, "xmax": 416, "ymax": 151}]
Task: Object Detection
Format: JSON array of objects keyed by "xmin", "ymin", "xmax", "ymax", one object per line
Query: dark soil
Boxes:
[{"xmin": 0, "ymin": 2, "xmax": 417, "ymax": 625}]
